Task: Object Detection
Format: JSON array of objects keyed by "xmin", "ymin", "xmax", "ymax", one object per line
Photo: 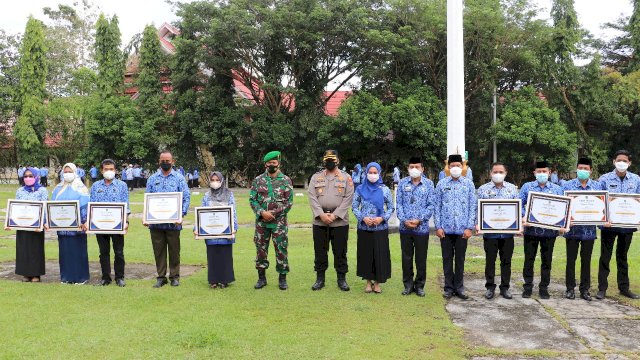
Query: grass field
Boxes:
[{"xmin": 1, "ymin": 184, "xmax": 639, "ymax": 359}]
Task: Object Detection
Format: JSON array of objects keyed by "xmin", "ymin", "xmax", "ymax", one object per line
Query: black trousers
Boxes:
[
  {"xmin": 150, "ymin": 229, "xmax": 181, "ymax": 280},
  {"xmin": 483, "ymin": 236, "xmax": 514, "ymax": 291},
  {"xmin": 96, "ymin": 234, "xmax": 125, "ymax": 281},
  {"xmin": 599, "ymin": 229, "xmax": 634, "ymax": 292},
  {"xmin": 440, "ymin": 234, "xmax": 467, "ymax": 293},
  {"xmin": 523, "ymin": 235, "xmax": 555, "ymax": 291},
  {"xmin": 566, "ymin": 238, "xmax": 594, "ymax": 292},
  {"xmin": 40, "ymin": 177, "xmax": 48, "ymax": 187},
  {"xmin": 313, "ymin": 225, "xmax": 348, "ymax": 274},
  {"xmin": 400, "ymin": 233, "xmax": 428, "ymax": 289}
]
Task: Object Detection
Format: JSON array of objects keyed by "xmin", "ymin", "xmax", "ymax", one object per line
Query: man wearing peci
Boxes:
[{"xmin": 307, "ymin": 150, "xmax": 354, "ymax": 291}]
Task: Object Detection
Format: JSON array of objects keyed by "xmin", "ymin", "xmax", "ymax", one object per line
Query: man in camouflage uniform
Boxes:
[{"xmin": 250, "ymin": 150, "xmax": 294, "ymax": 290}]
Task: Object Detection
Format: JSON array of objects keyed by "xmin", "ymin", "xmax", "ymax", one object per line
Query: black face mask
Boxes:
[
  {"xmin": 160, "ymin": 162, "xmax": 172, "ymax": 171},
  {"xmin": 324, "ymin": 161, "xmax": 337, "ymax": 170},
  {"xmin": 267, "ymin": 165, "xmax": 278, "ymax": 174}
]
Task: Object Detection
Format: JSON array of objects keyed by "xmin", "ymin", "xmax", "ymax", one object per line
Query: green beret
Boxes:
[{"xmin": 263, "ymin": 151, "xmax": 281, "ymax": 163}]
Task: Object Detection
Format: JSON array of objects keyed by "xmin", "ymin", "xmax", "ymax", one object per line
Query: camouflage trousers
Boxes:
[{"xmin": 254, "ymin": 219, "xmax": 289, "ymax": 274}]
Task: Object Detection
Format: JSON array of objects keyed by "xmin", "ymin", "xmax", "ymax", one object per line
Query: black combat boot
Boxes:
[
  {"xmin": 278, "ymin": 273, "xmax": 288, "ymax": 290},
  {"xmin": 254, "ymin": 269, "xmax": 267, "ymax": 289},
  {"xmin": 311, "ymin": 272, "xmax": 325, "ymax": 291},
  {"xmin": 337, "ymin": 272, "xmax": 350, "ymax": 291}
]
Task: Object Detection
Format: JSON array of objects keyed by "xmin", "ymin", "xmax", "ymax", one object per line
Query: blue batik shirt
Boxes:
[
  {"xmin": 39, "ymin": 168, "xmax": 49, "ymax": 177},
  {"xmin": 434, "ymin": 176, "xmax": 477, "ymax": 235},
  {"xmin": 16, "ymin": 186, "xmax": 48, "ymax": 201},
  {"xmin": 89, "ymin": 167, "xmax": 98, "ymax": 179},
  {"xmin": 598, "ymin": 170, "xmax": 640, "ymax": 233},
  {"xmin": 201, "ymin": 192, "xmax": 238, "ymax": 245},
  {"xmin": 90, "ymin": 179, "xmax": 131, "ymax": 215},
  {"xmin": 352, "ymin": 185, "xmax": 395, "ymax": 231},
  {"xmin": 561, "ymin": 178, "xmax": 600, "ymax": 240},
  {"xmin": 477, "ymin": 181, "xmax": 519, "ymax": 239},
  {"xmin": 396, "ymin": 175, "xmax": 435, "ymax": 235},
  {"xmin": 145, "ymin": 169, "xmax": 191, "ymax": 231},
  {"xmin": 520, "ymin": 180, "xmax": 563, "ymax": 237}
]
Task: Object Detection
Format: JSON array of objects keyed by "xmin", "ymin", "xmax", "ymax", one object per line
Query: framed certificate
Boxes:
[
  {"xmin": 46, "ymin": 200, "xmax": 81, "ymax": 231},
  {"xmin": 478, "ymin": 199, "xmax": 522, "ymax": 234},
  {"xmin": 4, "ymin": 199, "xmax": 45, "ymax": 231},
  {"xmin": 564, "ymin": 191, "xmax": 609, "ymax": 225},
  {"xmin": 608, "ymin": 193, "xmax": 640, "ymax": 228},
  {"xmin": 87, "ymin": 202, "xmax": 127, "ymax": 234},
  {"xmin": 143, "ymin": 192, "xmax": 183, "ymax": 224},
  {"xmin": 195, "ymin": 206, "xmax": 235, "ymax": 239},
  {"xmin": 524, "ymin": 192, "xmax": 572, "ymax": 231}
]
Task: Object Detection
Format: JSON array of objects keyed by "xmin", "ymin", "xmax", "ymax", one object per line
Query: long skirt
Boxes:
[
  {"xmin": 15, "ymin": 230, "xmax": 45, "ymax": 277},
  {"xmin": 356, "ymin": 229, "xmax": 392, "ymax": 283},
  {"xmin": 207, "ymin": 244, "xmax": 235, "ymax": 284},
  {"xmin": 58, "ymin": 234, "xmax": 90, "ymax": 283}
]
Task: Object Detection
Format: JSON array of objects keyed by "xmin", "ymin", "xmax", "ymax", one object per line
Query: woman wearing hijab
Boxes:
[
  {"xmin": 6, "ymin": 168, "xmax": 49, "ymax": 282},
  {"xmin": 51, "ymin": 163, "xmax": 90, "ymax": 284},
  {"xmin": 198, "ymin": 172, "xmax": 238, "ymax": 288},
  {"xmin": 352, "ymin": 162, "xmax": 394, "ymax": 293},
  {"xmin": 352, "ymin": 164, "xmax": 362, "ymax": 189}
]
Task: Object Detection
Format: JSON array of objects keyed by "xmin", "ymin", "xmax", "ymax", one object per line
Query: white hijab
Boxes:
[{"xmin": 56, "ymin": 162, "xmax": 89, "ymax": 197}]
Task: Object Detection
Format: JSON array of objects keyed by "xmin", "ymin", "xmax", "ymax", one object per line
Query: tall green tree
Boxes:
[{"xmin": 94, "ymin": 14, "xmax": 124, "ymax": 96}]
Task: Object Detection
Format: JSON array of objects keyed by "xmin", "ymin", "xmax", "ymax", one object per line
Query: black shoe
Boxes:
[
  {"xmin": 96, "ymin": 279, "xmax": 111, "ymax": 286},
  {"xmin": 595, "ymin": 290, "xmax": 606, "ymax": 300},
  {"xmin": 485, "ymin": 288, "xmax": 495, "ymax": 300},
  {"xmin": 565, "ymin": 289, "xmax": 575, "ymax": 299},
  {"xmin": 337, "ymin": 277, "xmax": 350, "ymax": 292},
  {"xmin": 402, "ymin": 285, "xmax": 414, "ymax": 296},
  {"xmin": 255, "ymin": 270, "xmax": 267, "ymax": 289},
  {"xmin": 311, "ymin": 273, "xmax": 325, "ymax": 291},
  {"xmin": 415, "ymin": 288, "xmax": 426, "ymax": 297},
  {"xmin": 522, "ymin": 289, "xmax": 532, "ymax": 298},
  {"xmin": 539, "ymin": 289, "xmax": 550, "ymax": 299},
  {"xmin": 620, "ymin": 289, "xmax": 640, "ymax": 299},
  {"xmin": 500, "ymin": 289, "xmax": 513, "ymax": 299},
  {"xmin": 455, "ymin": 291, "xmax": 469, "ymax": 300},
  {"xmin": 153, "ymin": 278, "xmax": 168, "ymax": 288},
  {"xmin": 443, "ymin": 291, "xmax": 454, "ymax": 299},
  {"xmin": 115, "ymin": 279, "xmax": 125, "ymax": 287},
  {"xmin": 170, "ymin": 279, "xmax": 180, "ymax": 287},
  {"xmin": 580, "ymin": 291, "xmax": 592, "ymax": 301},
  {"xmin": 278, "ymin": 274, "xmax": 288, "ymax": 290}
]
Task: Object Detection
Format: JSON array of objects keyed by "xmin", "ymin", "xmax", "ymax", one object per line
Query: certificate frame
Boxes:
[
  {"xmin": 478, "ymin": 199, "xmax": 522, "ymax": 234},
  {"xmin": 524, "ymin": 192, "xmax": 572, "ymax": 231},
  {"xmin": 143, "ymin": 192, "xmax": 183, "ymax": 224},
  {"xmin": 608, "ymin": 193, "xmax": 640, "ymax": 228},
  {"xmin": 4, "ymin": 199, "xmax": 45, "ymax": 231},
  {"xmin": 87, "ymin": 202, "xmax": 127, "ymax": 234},
  {"xmin": 46, "ymin": 200, "xmax": 81, "ymax": 231},
  {"xmin": 194, "ymin": 206, "xmax": 235, "ymax": 240},
  {"xmin": 564, "ymin": 190, "xmax": 609, "ymax": 226}
]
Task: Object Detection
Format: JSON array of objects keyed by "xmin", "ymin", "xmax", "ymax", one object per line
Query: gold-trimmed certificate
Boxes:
[
  {"xmin": 87, "ymin": 202, "xmax": 127, "ymax": 234},
  {"xmin": 608, "ymin": 193, "xmax": 640, "ymax": 228},
  {"xmin": 195, "ymin": 206, "xmax": 235, "ymax": 239},
  {"xmin": 524, "ymin": 192, "xmax": 572, "ymax": 231},
  {"xmin": 46, "ymin": 200, "xmax": 81, "ymax": 231},
  {"xmin": 143, "ymin": 192, "xmax": 183, "ymax": 224},
  {"xmin": 4, "ymin": 199, "xmax": 46, "ymax": 231},
  {"xmin": 477, "ymin": 199, "xmax": 522, "ymax": 234},
  {"xmin": 564, "ymin": 190, "xmax": 608, "ymax": 226}
]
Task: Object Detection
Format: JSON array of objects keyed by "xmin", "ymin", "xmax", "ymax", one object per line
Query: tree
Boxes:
[
  {"xmin": 0, "ymin": 30, "xmax": 21, "ymax": 148},
  {"xmin": 94, "ymin": 14, "xmax": 124, "ymax": 96}
]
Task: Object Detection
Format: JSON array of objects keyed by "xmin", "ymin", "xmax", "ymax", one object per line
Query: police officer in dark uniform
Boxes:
[{"xmin": 307, "ymin": 150, "xmax": 354, "ymax": 291}]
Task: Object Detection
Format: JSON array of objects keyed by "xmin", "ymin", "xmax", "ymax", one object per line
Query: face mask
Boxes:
[
  {"xmin": 450, "ymin": 166, "xmax": 462, "ymax": 178},
  {"xmin": 63, "ymin": 173, "xmax": 75, "ymax": 183},
  {"xmin": 615, "ymin": 161, "xmax": 629, "ymax": 172},
  {"xmin": 103, "ymin": 170, "xmax": 115, "ymax": 180},
  {"xmin": 367, "ymin": 173, "xmax": 379, "ymax": 183},
  {"xmin": 535, "ymin": 173, "xmax": 549, "ymax": 184},
  {"xmin": 491, "ymin": 173, "xmax": 505, "ymax": 184},
  {"xmin": 160, "ymin": 162, "xmax": 172, "ymax": 171},
  {"xmin": 210, "ymin": 181, "xmax": 222, "ymax": 190},
  {"xmin": 408, "ymin": 168, "xmax": 422, "ymax": 179},
  {"xmin": 267, "ymin": 165, "xmax": 279, "ymax": 174},
  {"xmin": 576, "ymin": 169, "xmax": 590, "ymax": 180},
  {"xmin": 23, "ymin": 177, "xmax": 36, "ymax": 186},
  {"xmin": 324, "ymin": 161, "xmax": 337, "ymax": 171}
]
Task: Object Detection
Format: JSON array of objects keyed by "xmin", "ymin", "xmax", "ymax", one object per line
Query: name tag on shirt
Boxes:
[{"xmin": 404, "ymin": 185, "xmax": 412, "ymax": 192}]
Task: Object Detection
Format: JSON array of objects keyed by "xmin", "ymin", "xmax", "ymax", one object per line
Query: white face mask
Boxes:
[
  {"xmin": 491, "ymin": 173, "xmax": 505, "ymax": 184},
  {"xmin": 210, "ymin": 181, "xmax": 222, "ymax": 190},
  {"xmin": 408, "ymin": 168, "xmax": 422, "ymax": 179},
  {"xmin": 63, "ymin": 173, "xmax": 75, "ymax": 183},
  {"xmin": 450, "ymin": 166, "xmax": 462, "ymax": 178},
  {"xmin": 367, "ymin": 173, "xmax": 379, "ymax": 183},
  {"xmin": 615, "ymin": 161, "xmax": 629, "ymax": 172},
  {"xmin": 103, "ymin": 170, "xmax": 115, "ymax": 180}
]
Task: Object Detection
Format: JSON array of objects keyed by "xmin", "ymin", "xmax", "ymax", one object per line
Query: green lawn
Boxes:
[{"xmin": 1, "ymin": 184, "xmax": 640, "ymax": 358}]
